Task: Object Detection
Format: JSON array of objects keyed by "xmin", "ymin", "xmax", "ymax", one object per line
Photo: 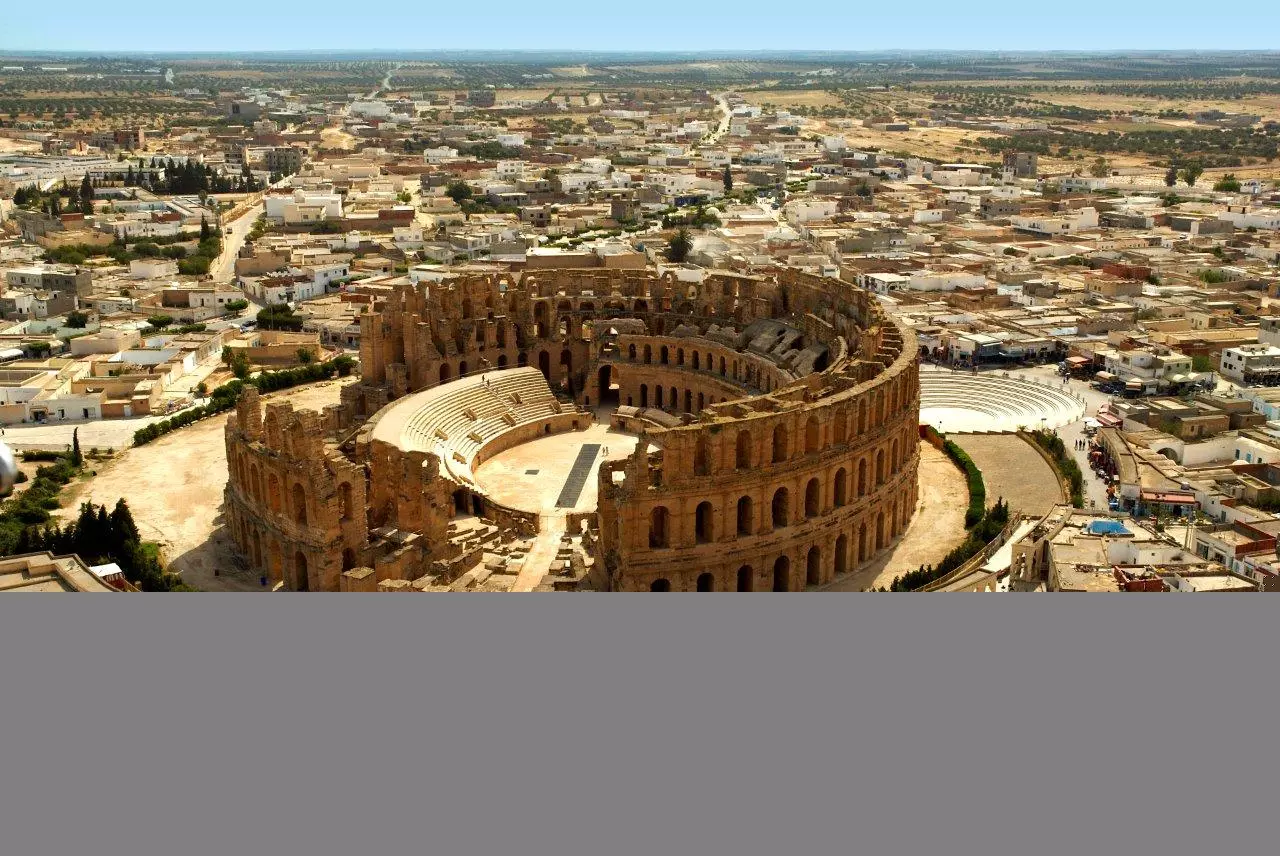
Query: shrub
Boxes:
[{"xmin": 1028, "ymin": 430, "xmax": 1085, "ymax": 507}]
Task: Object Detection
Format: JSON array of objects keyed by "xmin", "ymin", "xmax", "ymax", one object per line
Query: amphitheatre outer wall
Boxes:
[{"xmin": 222, "ymin": 266, "xmax": 920, "ymax": 592}]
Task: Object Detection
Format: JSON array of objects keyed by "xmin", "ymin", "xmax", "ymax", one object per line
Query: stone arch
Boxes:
[
  {"xmin": 291, "ymin": 482, "xmax": 308, "ymax": 526},
  {"xmin": 692, "ymin": 352, "xmax": 701, "ymax": 371},
  {"xmin": 876, "ymin": 449, "xmax": 886, "ymax": 485},
  {"xmin": 737, "ymin": 565, "xmax": 754, "ymax": 592},
  {"xmin": 805, "ymin": 477, "xmax": 821, "ymax": 517},
  {"xmin": 268, "ymin": 472, "xmax": 282, "ymax": 513},
  {"xmin": 772, "ymin": 424, "xmax": 789, "ymax": 463},
  {"xmin": 628, "ymin": 343, "xmax": 637, "ymax": 360},
  {"xmin": 696, "ymin": 572, "xmax": 714, "ymax": 592},
  {"xmin": 650, "ymin": 578, "xmax": 671, "ymax": 592},
  {"xmin": 649, "ymin": 506, "xmax": 669, "ymax": 548},
  {"xmin": 736, "ymin": 495, "xmax": 754, "ymax": 536},
  {"xmin": 772, "ymin": 555, "xmax": 791, "ymax": 592},
  {"xmin": 660, "ymin": 345, "xmax": 669, "ymax": 364},
  {"xmin": 835, "ymin": 408, "xmax": 849, "ymax": 443},
  {"xmin": 643, "ymin": 344, "xmax": 652, "ymax": 364},
  {"xmin": 640, "ymin": 384, "xmax": 649, "ymax": 407},
  {"xmin": 806, "ymin": 545, "xmax": 821, "ymax": 587},
  {"xmin": 858, "ymin": 458, "xmax": 868, "ymax": 496},
  {"xmin": 771, "ymin": 487, "xmax": 790, "ymax": 530},
  {"xmin": 439, "ymin": 363, "xmax": 452, "ymax": 385},
  {"xmin": 694, "ymin": 501, "xmax": 715, "ymax": 544},
  {"xmin": 805, "ymin": 416, "xmax": 820, "ymax": 454},
  {"xmin": 835, "ymin": 533, "xmax": 849, "ymax": 577},
  {"xmin": 736, "ymin": 430, "xmax": 752, "ymax": 469},
  {"xmin": 694, "ymin": 436, "xmax": 710, "ymax": 476},
  {"xmin": 834, "ymin": 468, "xmax": 848, "ymax": 507},
  {"xmin": 293, "ymin": 551, "xmax": 310, "ymax": 592}
]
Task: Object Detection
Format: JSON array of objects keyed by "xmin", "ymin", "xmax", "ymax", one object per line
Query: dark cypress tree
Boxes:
[
  {"xmin": 80, "ymin": 172, "xmax": 93, "ymax": 200},
  {"xmin": 200, "ymin": 215, "xmax": 210, "ymax": 241},
  {"xmin": 71, "ymin": 427, "xmax": 83, "ymax": 467}
]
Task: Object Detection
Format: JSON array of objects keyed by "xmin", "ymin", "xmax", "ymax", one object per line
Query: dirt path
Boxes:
[
  {"xmin": 58, "ymin": 379, "xmax": 355, "ymax": 591},
  {"xmin": 825, "ymin": 441, "xmax": 969, "ymax": 591},
  {"xmin": 951, "ymin": 433, "xmax": 1064, "ymax": 518}
]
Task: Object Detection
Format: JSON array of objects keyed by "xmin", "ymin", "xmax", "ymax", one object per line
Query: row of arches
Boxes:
[
  {"xmin": 646, "ymin": 461, "xmax": 912, "ymax": 550},
  {"xmin": 645, "ymin": 502, "xmax": 913, "ymax": 591},
  {"xmin": 622, "ymin": 342, "xmax": 781, "ymax": 394},
  {"xmin": 230, "ymin": 452, "xmax": 357, "ymax": 528},
  {"xmin": 680, "ymin": 391, "xmax": 917, "ymax": 482}
]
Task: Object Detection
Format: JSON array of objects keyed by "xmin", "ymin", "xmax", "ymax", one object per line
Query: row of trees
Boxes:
[
  {"xmin": 118, "ymin": 158, "xmax": 262, "ymax": 195},
  {"xmin": 134, "ymin": 355, "xmax": 356, "ymax": 446}
]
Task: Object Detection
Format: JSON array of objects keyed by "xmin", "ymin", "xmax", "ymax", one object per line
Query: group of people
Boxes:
[{"xmin": 1073, "ymin": 438, "xmax": 1089, "ymax": 451}]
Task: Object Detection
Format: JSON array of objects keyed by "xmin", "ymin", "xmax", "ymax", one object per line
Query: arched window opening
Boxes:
[
  {"xmin": 772, "ymin": 556, "xmax": 790, "ymax": 592},
  {"xmin": 737, "ymin": 496, "xmax": 753, "ymax": 536},
  {"xmin": 649, "ymin": 506, "xmax": 669, "ymax": 548},
  {"xmin": 805, "ymin": 478, "xmax": 820, "ymax": 518},
  {"xmin": 737, "ymin": 566, "xmax": 754, "ymax": 592},
  {"xmin": 695, "ymin": 501, "xmax": 714, "ymax": 544},
  {"xmin": 772, "ymin": 425, "xmax": 788, "ymax": 464},
  {"xmin": 771, "ymin": 487, "xmax": 790, "ymax": 529},
  {"xmin": 291, "ymin": 483, "xmax": 308, "ymax": 526},
  {"xmin": 696, "ymin": 572, "xmax": 714, "ymax": 592},
  {"xmin": 694, "ymin": 437, "xmax": 710, "ymax": 476}
]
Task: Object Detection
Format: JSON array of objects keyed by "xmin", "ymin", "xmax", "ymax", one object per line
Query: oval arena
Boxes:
[{"xmin": 222, "ymin": 267, "xmax": 920, "ymax": 592}]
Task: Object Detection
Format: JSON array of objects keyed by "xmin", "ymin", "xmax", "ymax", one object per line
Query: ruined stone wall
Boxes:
[
  {"xmin": 224, "ymin": 266, "xmax": 921, "ymax": 593},
  {"xmin": 224, "ymin": 387, "xmax": 370, "ymax": 591},
  {"xmin": 593, "ymin": 271, "xmax": 921, "ymax": 592}
]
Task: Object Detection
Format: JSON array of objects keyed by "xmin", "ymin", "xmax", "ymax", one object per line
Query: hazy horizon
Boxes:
[{"xmin": 6, "ymin": 0, "xmax": 1280, "ymax": 53}]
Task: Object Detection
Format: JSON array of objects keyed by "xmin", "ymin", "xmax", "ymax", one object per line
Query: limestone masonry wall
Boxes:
[{"xmin": 224, "ymin": 266, "xmax": 919, "ymax": 591}]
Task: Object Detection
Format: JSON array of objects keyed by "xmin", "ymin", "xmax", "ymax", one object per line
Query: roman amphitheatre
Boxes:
[{"xmin": 221, "ymin": 266, "xmax": 925, "ymax": 591}]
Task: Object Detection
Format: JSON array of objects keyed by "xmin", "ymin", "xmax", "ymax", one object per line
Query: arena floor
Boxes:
[{"xmin": 474, "ymin": 415, "xmax": 656, "ymax": 516}]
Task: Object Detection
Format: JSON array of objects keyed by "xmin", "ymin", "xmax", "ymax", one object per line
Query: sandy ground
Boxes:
[
  {"xmin": 56, "ymin": 379, "xmax": 355, "ymax": 592},
  {"xmin": 952, "ymin": 433, "xmax": 1064, "ymax": 518},
  {"xmin": 474, "ymin": 417, "xmax": 653, "ymax": 516},
  {"xmin": 825, "ymin": 441, "xmax": 969, "ymax": 591}
]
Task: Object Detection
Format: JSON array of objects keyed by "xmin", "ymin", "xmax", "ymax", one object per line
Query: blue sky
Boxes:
[{"xmin": 5, "ymin": 1, "xmax": 1280, "ymax": 52}]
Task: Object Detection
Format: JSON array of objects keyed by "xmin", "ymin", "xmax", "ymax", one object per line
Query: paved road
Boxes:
[
  {"xmin": 1, "ymin": 411, "xmax": 177, "ymax": 452},
  {"xmin": 210, "ymin": 201, "xmax": 262, "ymax": 283}
]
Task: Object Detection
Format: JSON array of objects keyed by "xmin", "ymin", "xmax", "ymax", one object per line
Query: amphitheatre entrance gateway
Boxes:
[{"xmin": 222, "ymin": 267, "xmax": 922, "ymax": 592}]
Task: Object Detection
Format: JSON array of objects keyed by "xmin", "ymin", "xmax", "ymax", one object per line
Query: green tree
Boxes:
[
  {"xmin": 1165, "ymin": 165, "xmax": 1179, "ymax": 187},
  {"xmin": 64, "ymin": 310, "xmax": 89, "ymax": 328},
  {"xmin": 79, "ymin": 172, "xmax": 92, "ymax": 200},
  {"xmin": 71, "ymin": 428, "xmax": 83, "ymax": 468},
  {"xmin": 1089, "ymin": 157, "xmax": 1110, "ymax": 178},
  {"xmin": 666, "ymin": 227, "xmax": 693, "ymax": 263},
  {"xmin": 146, "ymin": 314, "xmax": 174, "ymax": 330},
  {"xmin": 200, "ymin": 215, "xmax": 211, "ymax": 241},
  {"xmin": 722, "ymin": 164, "xmax": 733, "ymax": 193},
  {"xmin": 1180, "ymin": 163, "xmax": 1204, "ymax": 187},
  {"xmin": 297, "ymin": 348, "xmax": 314, "ymax": 365},
  {"xmin": 445, "ymin": 181, "xmax": 473, "ymax": 204},
  {"xmin": 1213, "ymin": 173, "xmax": 1241, "ymax": 192}
]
